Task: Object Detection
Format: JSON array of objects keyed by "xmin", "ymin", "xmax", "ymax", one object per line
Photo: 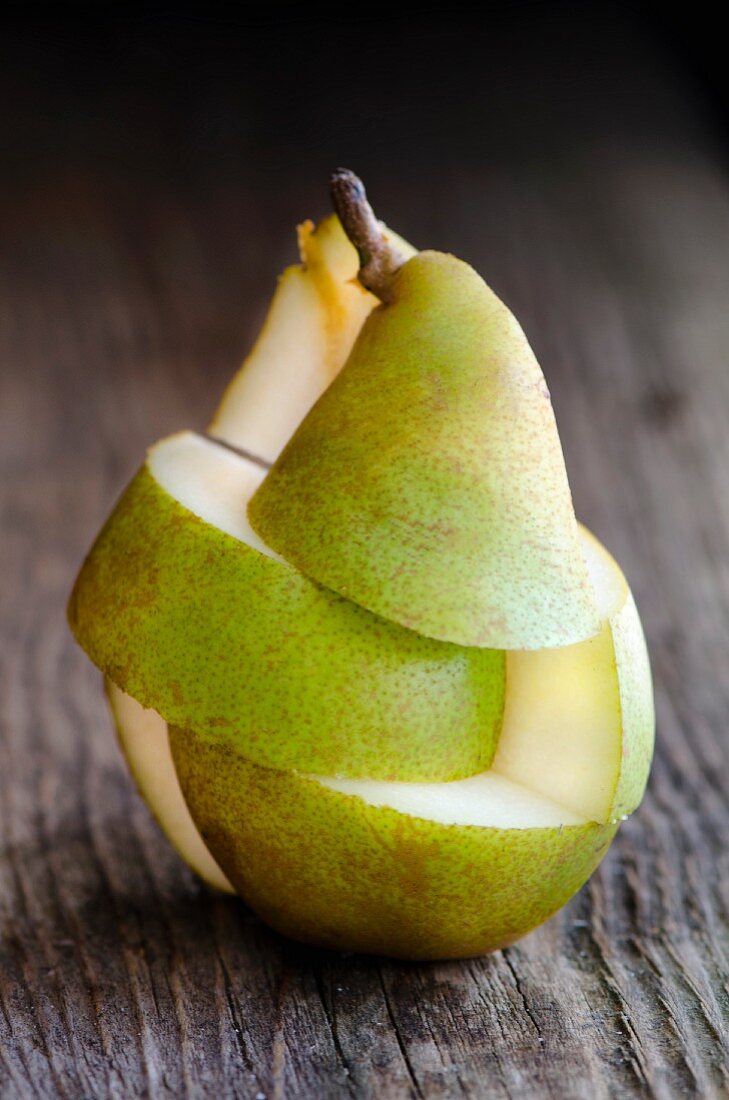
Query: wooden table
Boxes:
[{"xmin": 1, "ymin": 10, "xmax": 728, "ymax": 1097}]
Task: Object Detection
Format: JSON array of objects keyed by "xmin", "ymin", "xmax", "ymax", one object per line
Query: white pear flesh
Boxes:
[
  {"xmin": 208, "ymin": 216, "xmax": 416, "ymax": 463},
  {"xmin": 315, "ymin": 772, "xmax": 587, "ymax": 828},
  {"xmin": 148, "ymin": 430, "xmax": 272, "ymax": 552},
  {"xmin": 492, "ymin": 526, "xmax": 654, "ymax": 824},
  {"xmin": 106, "ymin": 681, "xmax": 233, "ymax": 893}
]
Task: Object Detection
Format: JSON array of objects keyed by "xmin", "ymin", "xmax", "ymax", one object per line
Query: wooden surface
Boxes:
[{"xmin": 2, "ymin": 10, "xmax": 729, "ymax": 1098}]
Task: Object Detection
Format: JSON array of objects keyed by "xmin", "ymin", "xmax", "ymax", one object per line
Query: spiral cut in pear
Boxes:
[
  {"xmin": 68, "ymin": 431, "xmax": 505, "ymax": 782},
  {"xmin": 249, "ymin": 250, "xmax": 601, "ymax": 650},
  {"xmin": 100, "ymin": 501, "xmax": 653, "ymax": 958}
]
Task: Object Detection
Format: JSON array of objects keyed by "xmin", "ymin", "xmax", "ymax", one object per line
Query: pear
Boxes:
[
  {"xmin": 209, "ymin": 214, "xmax": 416, "ymax": 463},
  {"xmin": 67, "ymin": 173, "xmax": 654, "ymax": 958},
  {"xmin": 170, "ymin": 731, "xmax": 616, "ymax": 960},
  {"xmin": 492, "ymin": 526, "xmax": 654, "ymax": 824},
  {"xmin": 69, "ymin": 431, "xmax": 505, "ymax": 781},
  {"xmin": 106, "ymin": 681, "xmax": 233, "ymax": 893},
  {"xmin": 248, "ymin": 171, "xmax": 600, "ymax": 649},
  {"xmin": 164, "ymin": 527, "xmax": 651, "ymax": 959}
]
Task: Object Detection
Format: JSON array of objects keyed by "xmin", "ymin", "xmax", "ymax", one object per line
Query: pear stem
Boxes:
[{"xmin": 330, "ymin": 169, "xmax": 404, "ymax": 302}]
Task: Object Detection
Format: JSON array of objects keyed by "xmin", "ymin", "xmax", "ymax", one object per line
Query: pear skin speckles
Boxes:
[
  {"xmin": 170, "ymin": 731, "xmax": 617, "ymax": 960},
  {"xmin": 68, "ymin": 452, "xmax": 505, "ymax": 781},
  {"xmin": 249, "ymin": 251, "xmax": 600, "ymax": 649}
]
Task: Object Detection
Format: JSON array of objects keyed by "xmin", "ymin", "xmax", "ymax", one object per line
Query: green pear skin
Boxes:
[
  {"xmin": 68, "ymin": 456, "xmax": 505, "ymax": 781},
  {"xmin": 608, "ymin": 590, "xmax": 655, "ymax": 818},
  {"xmin": 170, "ymin": 732, "xmax": 617, "ymax": 960},
  {"xmin": 249, "ymin": 251, "xmax": 600, "ymax": 650}
]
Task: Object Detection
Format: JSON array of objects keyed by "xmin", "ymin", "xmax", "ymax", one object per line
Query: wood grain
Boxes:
[{"xmin": 2, "ymin": 10, "xmax": 729, "ymax": 1097}]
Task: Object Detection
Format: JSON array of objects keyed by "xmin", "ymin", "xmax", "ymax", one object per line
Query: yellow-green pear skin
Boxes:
[
  {"xmin": 170, "ymin": 733, "xmax": 617, "ymax": 960},
  {"xmin": 68, "ymin": 439, "xmax": 505, "ymax": 782},
  {"xmin": 608, "ymin": 600, "xmax": 655, "ymax": 820},
  {"xmin": 248, "ymin": 251, "xmax": 600, "ymax": 649}
]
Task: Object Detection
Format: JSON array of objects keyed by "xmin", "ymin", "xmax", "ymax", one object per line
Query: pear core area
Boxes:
[{"xmin": 492, "ymin": 525, "xmax": 654, "ymax": 825}]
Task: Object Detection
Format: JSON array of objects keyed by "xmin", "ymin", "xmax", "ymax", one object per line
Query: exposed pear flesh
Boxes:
[
  {"xmin": 315, "ymin": 770, "xmax": 587, "ymax": 828},
  {"xmin": 170, "ymin": 731, "xmax": 616, "ymax": 959},
  {"xmin": 69, "ymin": 431, "xmax": 505, "ymax": 781},
  {"xmin": 209, "ymin": 215, "xmax": 416, "ymax": 463},
  {"xmin": 249, "ymin": 251, "xmax": 600, "ymax": 649},
  {"xmin": 106, "ymin": 681, "xmax": 233, "ymax": 893},
  {"xmin": 493, "ymin": 526, "xmax": 654, "ymax": 824}
]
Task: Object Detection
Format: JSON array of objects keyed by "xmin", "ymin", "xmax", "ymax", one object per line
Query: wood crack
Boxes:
[
  {"xmin": 219, "ymin": 954, "xmax": 261, "ymax": 1085},
  {"xmin": 312, "ymin": 970, "xmax": 358, "ymax": 1097},
  {"xmin": 378, "ymin": 969, "xmax": 424, "ymax": 1100},
  {"xmin": 502, "ymin": 951, "xmax": 544, "ymax": 1047}
]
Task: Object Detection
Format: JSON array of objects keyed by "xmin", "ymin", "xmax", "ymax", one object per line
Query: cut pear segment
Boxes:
[
  {"xmin": 492, "ymin": 526, "xmax": 654, "ymax": 824},
  {"xmin": 170, "ymin": 730, "xmax": 616, "ymax": 960},
  {"xmin": 69, "ymin": 431, "xmax": 505, "ymax": 781},
  {"xmin": 106, "ymin": 681, "xmax": 233, "ymax": 893},
  {"xmin": 209, "ymin": 215, "xmax": 416, "ymax": 463},
  {"xmin": 248, "ymin": 252, "xmax": 600, "ymax": 650}
]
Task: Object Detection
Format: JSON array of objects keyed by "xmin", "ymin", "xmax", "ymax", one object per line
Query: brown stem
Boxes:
[{"xmin": 330, "ymin": 169, "xmax": 404, "ymax": 302}]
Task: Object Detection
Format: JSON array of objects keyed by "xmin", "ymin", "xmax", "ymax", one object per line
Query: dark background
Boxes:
[
  {"xmin": 3, "ymin": 3, "xmax": 729, "ymax": 164},
  {"xmin": 2, "ymin": 2, "xmax": 729, "ymax": 237},
  {"xmin": 3, "ymin": 0, "xmax": 728, "ymax": 467},
  {"xmin": 2, "ymin": 5, "xmax": 729, "ymax": 1098}
]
